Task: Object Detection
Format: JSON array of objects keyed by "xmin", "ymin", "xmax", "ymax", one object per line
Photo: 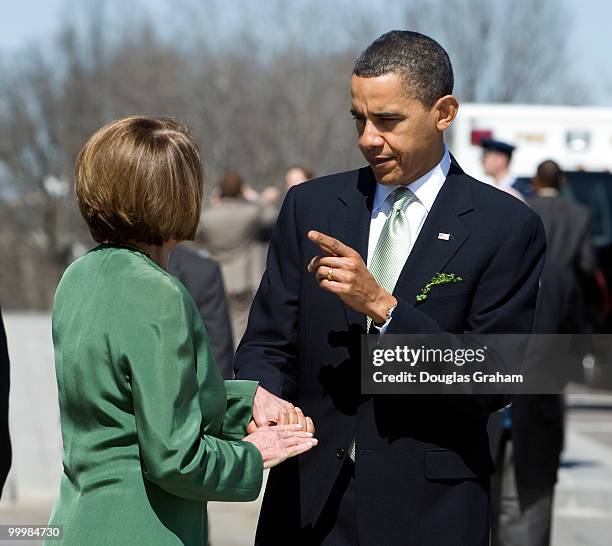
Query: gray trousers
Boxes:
[
  {"xmin": 228, "ymin": 289, "xmax": 254, "ymax": 347},
  {"xmin": 491, "ymin": 439, "xmax": 554, "ymax": 546}
]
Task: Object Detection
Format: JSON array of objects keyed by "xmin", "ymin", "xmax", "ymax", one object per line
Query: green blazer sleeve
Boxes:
[
  {"xmin": 220, "ymin": 380, "xmax": 258, "ymax": 441},
  {"xmin": 120, "ymin": 277, "xmax": 263, "ymax": 502}
]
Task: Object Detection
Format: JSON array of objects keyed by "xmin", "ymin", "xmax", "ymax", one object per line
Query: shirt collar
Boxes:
[
  {"xmin": 372, "ymin": 145, "xmax": 451, "ymax": 214},
  {"xmin": 536, "ymin": 187, "xmax": 560, "ymax": 197}
]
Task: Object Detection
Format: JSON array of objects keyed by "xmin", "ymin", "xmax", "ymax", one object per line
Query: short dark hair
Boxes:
[
  {"xmin": 536, "ymin": 160, "xmax": 563, "ymax": 189},
  {"xmin": 218, "ymin": 171, "xmax": 244, "ymax": 198},
  {"xmin": 353, "ymin": 30, "xmax": 454, "ymax": 108},
  {"xmin": 76, "ymin": 116, "xmax": 203, "ymax": 245}
]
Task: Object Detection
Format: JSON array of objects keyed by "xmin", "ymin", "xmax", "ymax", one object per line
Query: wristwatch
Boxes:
[{"xmin": 374, "ymin": 302, "xmax": 397, "ymax": 327}]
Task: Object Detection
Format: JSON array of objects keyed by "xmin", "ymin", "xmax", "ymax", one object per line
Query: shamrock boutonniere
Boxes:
[{"xmin": 415, "ymin": 272, "xmax": 463, "ymax": 303}]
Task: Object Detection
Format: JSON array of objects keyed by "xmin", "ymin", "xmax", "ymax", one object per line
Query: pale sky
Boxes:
[{"xmin": 1, "ymin": 0, "xmax": 610, "ymax": 104}]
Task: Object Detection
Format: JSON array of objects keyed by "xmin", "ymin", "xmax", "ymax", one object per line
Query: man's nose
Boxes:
[{"xmin": 359, "ymin": 120, "xmax": 384, "ymax": 149}]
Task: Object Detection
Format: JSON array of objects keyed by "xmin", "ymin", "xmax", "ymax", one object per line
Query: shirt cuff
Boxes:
[{"xmin": 372, "ymin": 315, "xmax": 393, "ymax": 335}]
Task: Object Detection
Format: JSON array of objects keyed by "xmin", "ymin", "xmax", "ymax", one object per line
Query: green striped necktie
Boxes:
[
  {"xmin": 365, "ymin": 186, "xmax": 416, "ymax": 330},
  {"xmin": 350, "ymin": 186, "xmax": 416, "ymax": 462}
]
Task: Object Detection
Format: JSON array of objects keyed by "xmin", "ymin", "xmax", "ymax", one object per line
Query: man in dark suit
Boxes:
[
  {"xmin": 168, "ymin": 245, "xmax": 234, "ymax": 379},
  {"xmin": 489, "ymin": 264, "xmax": 578, "ymax": 546},
  {"xmin": 235, "ymin": 31, "xmax": 545, "ymax": 546},
  {"xmin": 528, "ymin": 159, "xmax": 595, "ymax": 368},
  {"xmin": 488, "ymin": 160, "xmax": 594, "ymax": 545},
  {"xmin": 527, "ymin": 160, "xmax": 595, "ymax": 277},
  {"xmin": 0, "ymin": 306, "xmax": 11, "ymax": 498}
]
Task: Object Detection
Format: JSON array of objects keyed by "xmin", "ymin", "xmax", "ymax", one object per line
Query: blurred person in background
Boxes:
[
  {"xmin": 489, "ymin": 159, "xmax": 595, "ymax": 546},
  {"xmin": 45, "ymin": 116, "xmax": 316, "ymax": 546},
  {"xmin": 258, "ymin": 164, "xmax": 316, "ymax": 208},
  {"xmin": 255, "ymin": 164, "xmax": 317, "ymax": 243},
  {"xmin": 481, "ymin": 138, "xmax": 532, "ymax": 199},
  {"xmin": 528, "ymin": 159, "xmax": 599, "ymax": 360},
  {"xmin": 197, "ymin": 171, "xmax": 276, "ymax": 341},
  {"xmin": 528, "ymin": 160, "xmax": 609, "ymax": 333},
  {"xmin": 284, "ymin": 164, "xmax": 315, "ymax": 191},
  {"xmin": 527, "ymin": 160, "xmax": 595, "ymax": 281},
  {"xmin": 0, "ymin": 306, "xmax": 10, "ymax": 499},
  {"xmin": 489, "ymin": 262, "xmax": 578, "ymax": 546},
  {"xmin": 168, "ymin": 246, "xmax": 235, "ymax": 379},
  {"xmin": 208, "ymin": 177, "xmax": 259, "ymax": 208},
  {"xmin": 255, "ymin": 163, "xmax": 317, "ymax": 212}
]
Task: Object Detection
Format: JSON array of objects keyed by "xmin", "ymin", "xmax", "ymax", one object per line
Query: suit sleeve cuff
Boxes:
[
  {"xmin": 220, "ymin": 380, "xmax": 259, "ymax": 440},
  {"xmin": 386, "ymin": 295, "xmax": 443, "ymax": 334}
]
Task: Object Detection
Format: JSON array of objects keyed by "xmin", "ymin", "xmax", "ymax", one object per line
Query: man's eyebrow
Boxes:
[
  {"xmin": 372, "ymin": 111, "xmax": 403, "ymax": 118},
  {"xmin": 350, "ymin": 108, "xmax": 404, "ymax": 119}
]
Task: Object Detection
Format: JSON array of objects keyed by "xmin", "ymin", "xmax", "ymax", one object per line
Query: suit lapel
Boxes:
[
  {"xmin": 328, "ymin": 167, "xmax": 376, "ymax": 329},
  {"xmin": 394, "ymin": 158, "xmax": 473, "ymax": 303},
  {"xmin": 328, "ymin": 159, "xmax": 474, "ymax": 329}
]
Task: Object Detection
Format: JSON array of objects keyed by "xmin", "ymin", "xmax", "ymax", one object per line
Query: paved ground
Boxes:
[
  {"xmin": 1, "ymin": 313, "xmax": 611, "ymax": 544},
  {"xmin": 3, "ymin": 399, "xmax": 612, "ymax": 545},
  {"xmin": 552, "ymin": 392, "xmax": 612, "ymax": 546}
]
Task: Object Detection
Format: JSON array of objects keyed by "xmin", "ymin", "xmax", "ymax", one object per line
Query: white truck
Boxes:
[
  {"xmin": 448, "ymin": 103, "xmax": 612, "ymax": 181},
  {"xmin": 449, "ymin": 105, "xmax": 612, "ymax": 386}
]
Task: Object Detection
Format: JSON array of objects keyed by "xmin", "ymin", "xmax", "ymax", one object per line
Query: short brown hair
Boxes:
[
  {"xmin": 75, "ymin": 116, "xmax": 203, "ymax": 245},
  {"xmin": 218, "ymin": 171, "xmax": 244, "ymax": 198},
  {"xmin": 535, "ymin": 160, "xmax": 563, "ymax": 189}
]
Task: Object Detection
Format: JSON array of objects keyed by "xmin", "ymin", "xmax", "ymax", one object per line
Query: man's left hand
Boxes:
[{"xmin": 307, "ymin": 230, "xmax": 396, "ymax": 324}]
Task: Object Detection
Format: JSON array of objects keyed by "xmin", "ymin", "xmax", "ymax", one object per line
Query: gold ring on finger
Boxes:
[{"xmin": 327, "ymin": 267, "xmax": 334, "ymax": 282}]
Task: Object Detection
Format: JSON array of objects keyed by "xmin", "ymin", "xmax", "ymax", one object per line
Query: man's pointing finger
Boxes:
[{"xmin": 307, "ymin": 230, "xmax": 356, "ymax": 257}]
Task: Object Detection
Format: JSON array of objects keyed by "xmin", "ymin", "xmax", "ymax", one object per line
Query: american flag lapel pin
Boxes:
[{"xmin": 438, "ymin": 232, "xmax": 451, "ymax": 241}]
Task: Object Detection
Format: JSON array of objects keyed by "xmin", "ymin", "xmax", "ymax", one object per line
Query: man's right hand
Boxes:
[{"xmin": 252, "ymin": 386, "xmax": 315, "ymax": 433}]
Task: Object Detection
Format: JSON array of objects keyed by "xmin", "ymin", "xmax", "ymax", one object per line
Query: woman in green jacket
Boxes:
[{"xmin": 46, "ymin": 116, "xmax": 317, "ymax": 545}]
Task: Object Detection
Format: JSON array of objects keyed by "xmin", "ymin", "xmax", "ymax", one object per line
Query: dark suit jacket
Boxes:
[
  {"xmin": 0, "ymin": 307, "xmax": 10, "ymax": 498},
  {"xmin": 527, "ymin": 194, "xmax": 594, "ymax": 274},
  {"xmin": 168, "ymin": 246, "xmax": 234, "ymax": 379},
  {"xmin": 235, "ymin": 158, "xmax": 546, "ymax": 546},
  {"xmin": 489, "ymin": 264, "xmax": 577, "ymax": 495}
]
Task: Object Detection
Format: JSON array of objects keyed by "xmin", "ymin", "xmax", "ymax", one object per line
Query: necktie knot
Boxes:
[{"xmin": 391, "ymin": 187, "xmax": 415, "ymax": 212}]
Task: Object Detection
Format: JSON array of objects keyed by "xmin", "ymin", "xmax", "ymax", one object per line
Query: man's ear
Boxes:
[{"xmin": 434, "ymin": 95, "xmax": 459, "ymax": 131}]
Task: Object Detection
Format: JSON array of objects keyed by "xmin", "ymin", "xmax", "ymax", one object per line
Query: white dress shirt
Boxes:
[
  {"xmin": 368, "ymin": 146, "xmax": 451, "ymax": 331},
  {"xmin": 367, "ymin": 146, "xmax": 451, "ymax": 265}
]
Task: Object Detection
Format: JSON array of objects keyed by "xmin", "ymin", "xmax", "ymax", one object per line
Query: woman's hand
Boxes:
[
  {"xmin": 246, "ymin": 406, "xmax": 315, "ymax": 435},
  {"xmin": 243, "ymin": 424, "xmax": 318, "ymax": 469}
]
